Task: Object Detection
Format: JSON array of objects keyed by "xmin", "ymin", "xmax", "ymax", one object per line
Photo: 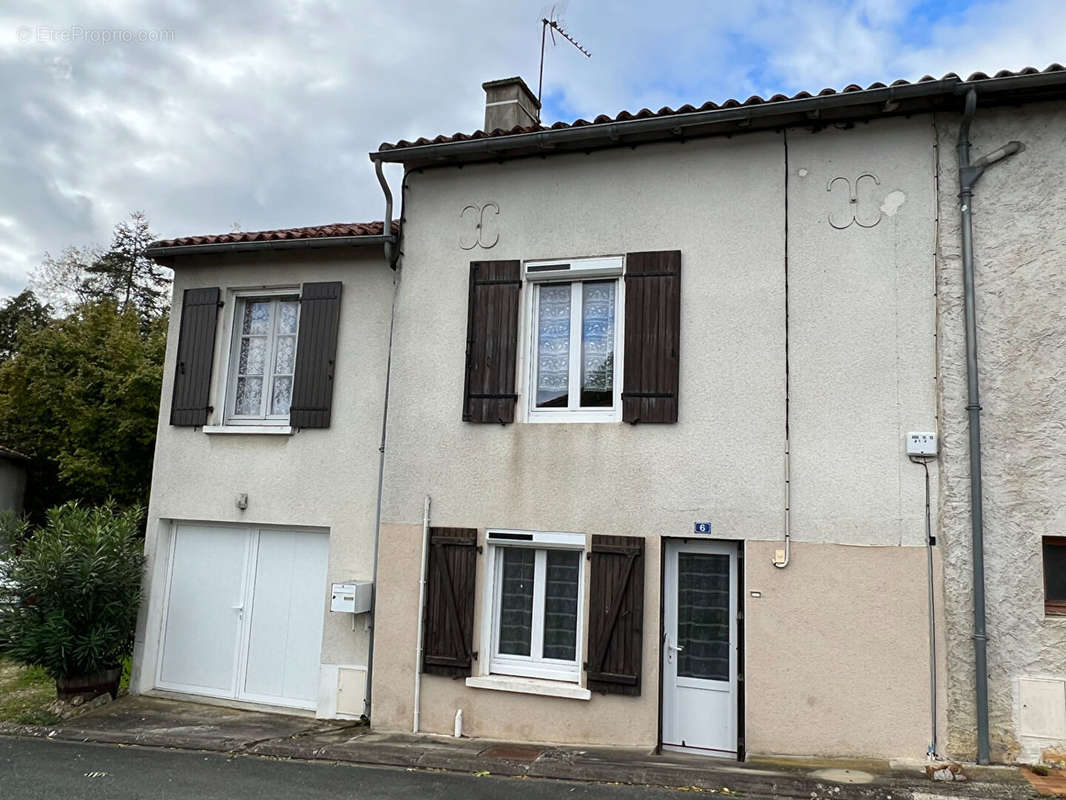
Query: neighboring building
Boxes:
[
  {"xmin": 0, "ymin": 445, "xmax": 28, "ymax": 514},
  {"xmin": 132, "ymin": 65, "xmax": 1066, "ymax": 764},
  {"xmin": 131, "ymin": 223, "xmax": 394, "ymax": 718}
]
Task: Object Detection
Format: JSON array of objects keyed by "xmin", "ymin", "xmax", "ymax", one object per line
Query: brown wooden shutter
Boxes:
[
  {"xmin": 586, "ymin": 534, "xmax": 644, "ymax": 695},
  {"xmin": 463, "ymin": 261, "xmax": 521, "ymax": 423},
  {"xmin": 170, "ymin": 287, "xmax": 221, "ymax": 426},
  {"xmin": 422, "ymin": 527, "xmax": 478, "ymax": 676},
  {"xmin": 290, "ymin": 281, "xmax": 342, "ymax": 428},
  {"xmin": 622, "ymin": 250, "xmax": 681, "ymax": 424}
]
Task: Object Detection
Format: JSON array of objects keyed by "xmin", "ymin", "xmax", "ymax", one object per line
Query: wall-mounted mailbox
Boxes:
[{"xmin": 330, "ymin": 581, "xmax": 372, "ymax": 614}]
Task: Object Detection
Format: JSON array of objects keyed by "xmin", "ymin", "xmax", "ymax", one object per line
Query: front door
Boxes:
[{"xmin": 661, "ymin": 539, "xmax": 738, "ymax": 757}]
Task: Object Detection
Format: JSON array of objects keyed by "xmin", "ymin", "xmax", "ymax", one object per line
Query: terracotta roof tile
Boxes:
[
  {"xmin": 378, "ymin": 64, "xmax": 1066, "ymax": 151},
  {"xmin": 150, "ymin": 220, "xmax": 397, "ymax": 250}
]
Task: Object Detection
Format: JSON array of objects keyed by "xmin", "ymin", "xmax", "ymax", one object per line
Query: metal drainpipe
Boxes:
[
  {"xmin": 956, "ymin": 87, "xmax": 1023, "ymax": 764},
  {"xmin": 364, "ymin": 159, "xmax": 402, "ymax": 719}
]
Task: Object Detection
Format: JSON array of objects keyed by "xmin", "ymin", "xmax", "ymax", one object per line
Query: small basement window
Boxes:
[
  {"xmin": 486, "ymin": 530, "xmax": 585, "ymax": 682},
  {"xmin": 1043, "ymin": 537, "xmax": 1066, "ymax": 616}
]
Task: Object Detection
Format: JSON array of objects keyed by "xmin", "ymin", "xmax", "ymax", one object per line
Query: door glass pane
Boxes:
[
  {"xmin": 498, "ymin": 548, "xmax": 535, "ymax": 655},
  {"xmin": 677, "ymin": 552, "xmax": 730, "ymax": 681},
  {"xmin": 580, "ymin": 281, "xmax": 615, "ymax": 407},
  {"xmin": 535, "ymin": 284, "xmax": 571, "ymax": 408},
  {"xmin": 543, "ymin": 550, "xmax": 580, "ymax": 661}
]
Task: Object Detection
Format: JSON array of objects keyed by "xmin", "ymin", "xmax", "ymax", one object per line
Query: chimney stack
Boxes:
[{"xmin": 482, "ymin": 77, "xmax": 541, "ymax": 132}]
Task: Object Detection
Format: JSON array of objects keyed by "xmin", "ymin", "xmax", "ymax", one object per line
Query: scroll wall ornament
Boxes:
[
  {"xmin": 827, "ymin": 173, "xmax": 882, "ymax": 229},
  {"xmin": 459, "ymin": 202, "xmax": 500, "ymax": 249}
]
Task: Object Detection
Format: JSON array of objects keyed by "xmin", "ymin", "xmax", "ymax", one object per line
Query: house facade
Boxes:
[
  {"xmin": 131, "ymin": 228, "xmax": 393, "ymax": 718},
  {"xmin": 132, "ymin": 65, "xmax": 1066, "ymax": 764}
]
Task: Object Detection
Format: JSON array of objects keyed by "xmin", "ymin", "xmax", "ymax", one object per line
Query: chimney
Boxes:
[{"xmin": 482, "ymin": 77, "xmax": 541, "ymax": 132}]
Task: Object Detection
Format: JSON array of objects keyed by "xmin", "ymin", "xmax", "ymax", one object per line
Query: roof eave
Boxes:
[
  {"xmin": 371, "ymin": 71, "xmax": 1066, "ymax": 167},
  {"xmin": 145, "ymin": 234, "xmax": 394, "ymax": 261}
]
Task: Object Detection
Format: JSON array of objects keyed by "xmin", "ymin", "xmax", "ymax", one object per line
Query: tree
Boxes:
[
  {"xmin": 30, "ymin": 212, "xmax": 172, "ymax": 324},
  {"xmin": 0, "ymin": 300, "xmax": 167, "ymax": 518},
  {"xmin": 0, "ymin": 290, "xmax": 51, "ymax": 362},
  {"xmin": 82, "ymin": 212, "xmax": 171, "ymax": 324}
]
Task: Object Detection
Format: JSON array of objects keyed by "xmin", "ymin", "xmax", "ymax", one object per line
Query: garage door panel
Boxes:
[
  {"xmin": 242, "ymin": 530, "xmax": 329, "ymax": 707},
  {"xmin": 158, "ymin": 525, "xmax": 247, "ymax": 693}
]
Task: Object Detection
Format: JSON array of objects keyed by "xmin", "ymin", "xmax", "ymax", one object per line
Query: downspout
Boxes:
[
  {"xmin": 413, "ymin": 496, "xmax": 431, "ymax": 733},
  {"xmin": 956, "ymin": 87, "xmax": 1023, "ymax": 764},
  {"xmin": 364, "ymin": 159, "xmax": 403, "ymax": 719}
]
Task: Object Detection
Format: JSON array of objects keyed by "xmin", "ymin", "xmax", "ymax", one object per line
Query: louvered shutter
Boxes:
[
  {"xmin": 622, "ymin": 250, "xmax": 681, "ymax": 424},
  {"xmin": 586, "ymin": 534, "xmax": 645, "ymax": 695},
  {"xmin": 422, "ymin": 527, "xmax": 478, "ymax": 677},
  {"xmin": 170, "ymin": 287, "xmax": 221, "ymax": 426},
  {"xmin": 463, "ymin": 261, "xmax": 521, "ymax": 423},
  {"xmin": 290, "ymin": 281, "xmax": 342, "ymax": 428}
]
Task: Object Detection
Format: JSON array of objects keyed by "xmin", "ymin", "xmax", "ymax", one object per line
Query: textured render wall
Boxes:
[
  {"xmin": 132, "ymin": 249, "xmax": 393, "ymax": 709},
  {"xmin": 745, "ymin": 540, "xmax": 946, "ymax": 758},
  {"xmin": 936, "ymin": 102, "xmax": 1066, "ymax": 762},
  {"xmin": 373, "ymin": 118, "xmax": 940, "ymax": 754}
]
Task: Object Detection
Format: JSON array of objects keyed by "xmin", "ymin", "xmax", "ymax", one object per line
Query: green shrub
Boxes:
[{"xmin": 0, "ymin": 502, "xmax": 145, "ymax": 679}]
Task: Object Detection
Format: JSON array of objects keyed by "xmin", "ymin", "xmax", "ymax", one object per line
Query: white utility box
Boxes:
[
  {"xmin": 330, "ymin": 581, "xmax": 373, "ymax": 614},
  {"xmin": 906, "ymin": 431, "xmax": 938, "ymax": 457}
]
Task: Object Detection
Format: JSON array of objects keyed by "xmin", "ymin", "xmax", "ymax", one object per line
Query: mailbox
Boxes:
[{"xmin": 330, "ymin": 581, "xmax": 372, "ymax": 614}]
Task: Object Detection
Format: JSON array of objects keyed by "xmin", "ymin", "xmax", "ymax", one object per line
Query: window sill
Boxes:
[
  {"xmin": 465, "ymin": 674, "xmax": 591, "ymax": 701},
  {"xmin": 202, "ymin": 425, "xmax": 293, "ymax": 435}
]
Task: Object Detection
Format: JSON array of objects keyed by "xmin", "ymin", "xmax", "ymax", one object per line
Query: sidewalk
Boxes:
[{"xmin": 0, "ymin": 695, "xmax": 1039, "ymax": 800}]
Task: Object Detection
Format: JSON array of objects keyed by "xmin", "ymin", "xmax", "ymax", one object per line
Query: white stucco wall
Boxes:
[
  {"xmin": 372, "ymin": 117, "xmax": 940, "ymax": 756},
  {"xmin": 936, "ymin": 100, "xmax": 1066, "ymax": 762},
  {"xmin": 0, "ymin": 458, "xmax": 26, "ymax": 514},
  {"xmin": 131, "ymin": 248, "xmax": 393, "ymax": 717}
]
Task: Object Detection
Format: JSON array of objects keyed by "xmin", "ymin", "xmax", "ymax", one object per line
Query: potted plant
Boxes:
[{"xmin": 0, "ymin": 502, "xmax": 144, "ymax": 700}]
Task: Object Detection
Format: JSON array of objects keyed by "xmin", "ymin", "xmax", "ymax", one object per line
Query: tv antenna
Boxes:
[{"xmin": 538, "ymin": 5, "xmax": 591, "ymax": 109}]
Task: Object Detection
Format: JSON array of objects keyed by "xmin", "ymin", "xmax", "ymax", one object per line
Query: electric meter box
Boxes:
[{"xmin": 330, "ymin": 581, "xmax": 373, "ymax": 614}]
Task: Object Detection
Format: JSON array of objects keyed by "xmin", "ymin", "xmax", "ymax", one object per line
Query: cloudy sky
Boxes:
[{"xmin": 1, "ymin": 0, "xmax": 1064, "ymax": 298}]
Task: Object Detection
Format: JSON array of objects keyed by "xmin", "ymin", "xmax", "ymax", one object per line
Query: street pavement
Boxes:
[{"xmin": 0, "ymin": 736, "xmax": 686, "ymax": 799}]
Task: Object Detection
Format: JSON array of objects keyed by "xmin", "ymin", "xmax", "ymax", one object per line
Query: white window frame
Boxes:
[
  {"xmin": 221, "ymin": 287, "xmax": 300, "ymax": 427},
  {"xmin": 521, "ymin": 256, "xmax": 625, "ymax": 424},
  {"xmin": 481, "ymin": 529, "xmax": 586, "ymax": 683}
]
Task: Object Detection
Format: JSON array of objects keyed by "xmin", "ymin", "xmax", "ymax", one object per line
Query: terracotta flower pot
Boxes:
[{"xmin": 55, "ymin": 667, "xmax": 121, "ymax": 700}]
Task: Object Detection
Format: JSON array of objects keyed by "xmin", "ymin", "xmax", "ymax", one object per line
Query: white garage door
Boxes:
[{"xmin": 157, "ymin": 523, "xmax": 329, "ymax": 710}]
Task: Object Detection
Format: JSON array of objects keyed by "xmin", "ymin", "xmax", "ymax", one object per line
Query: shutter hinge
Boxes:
[
  {"xmin": 586, "ymin": 552, "xmax": 592, "ymax": 560},
  {"xmin": 582, "ymin": 661, "xmax": 588, "ymax": 671},
  {"xmin": 206, "ymin": 405, "xmax": 214, "ymax": 414},
  {"xmin": 217, "ymin": 300, "xmax": 225, "ymax": 308},
  {"xmin": 472, "ymin": 651, "xmax": 479, "ymax": 661},
  {"xmin": 476, "ymin": 545, "xmax": 483, "ymax": 555}
]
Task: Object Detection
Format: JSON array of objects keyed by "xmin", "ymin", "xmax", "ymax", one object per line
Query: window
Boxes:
[
  {"xmin": 525, "ymin": 257, "xmax": 623, "ymax": 422},
  {"xmin": 1044, "ymin": 537, "xmax": 1066, "ymax": 616},
  {"xmin": 487, "ymin": 531, "xmax": 584, "ymax": 682},
  {"xmin": 226, "ymin": 293, "xmax": 300, "ymax": 424}
]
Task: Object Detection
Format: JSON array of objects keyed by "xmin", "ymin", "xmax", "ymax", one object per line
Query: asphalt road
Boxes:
[{"xmin": 0, "ymin": 737, "xmax": 685, "ymax": 799}]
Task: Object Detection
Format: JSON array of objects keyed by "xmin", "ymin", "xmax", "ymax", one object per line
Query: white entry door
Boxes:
[
  {"xmin": 157, "ymin": 523, "xmax": 329, "ymax": 711},
  {"xmin": 661, "ymin": 539, "xmax": 738, "ymax": 757}
]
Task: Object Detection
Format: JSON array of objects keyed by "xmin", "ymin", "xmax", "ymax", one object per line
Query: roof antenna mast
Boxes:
[{"xmin": 538, "ymin": 4, "xmax": 591, "ymax": 110}]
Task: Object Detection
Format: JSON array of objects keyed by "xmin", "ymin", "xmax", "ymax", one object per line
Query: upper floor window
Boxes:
[
  {"xmin": 525, "ymin": 257, "xmax": 624, "ymax": 423},
  {"xmin": 226, "ymin": 294, "xmax": 300, "ymax": 423}
]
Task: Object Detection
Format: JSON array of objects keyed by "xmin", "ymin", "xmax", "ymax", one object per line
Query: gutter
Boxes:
[
  {"xmin": 370, "ymin": 70, "xmax": 1066, "ymax": 167},
  {"xmin": 144, "ymin": 234, "xmax": 392, "ymax": 260}
]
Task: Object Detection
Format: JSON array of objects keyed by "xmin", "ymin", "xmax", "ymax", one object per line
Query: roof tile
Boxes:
[
  {"xmin": 377, "ymin": 64, "xmax": 1066, "ymax": 152},
  {"xmin": 150, "ymin": 220, "xmax": 397, "ymax": 250}
]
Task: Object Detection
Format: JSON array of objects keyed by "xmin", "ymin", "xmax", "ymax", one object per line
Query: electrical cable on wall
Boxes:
[{"xmin": 910, "ymin": 451, "xmax": 940, "ymax": 760}]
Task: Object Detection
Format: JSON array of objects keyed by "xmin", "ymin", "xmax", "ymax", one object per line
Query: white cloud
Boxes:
[{"xmin": 0, "ymin": 0, "xmax": 1062, "ymax": 298}]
